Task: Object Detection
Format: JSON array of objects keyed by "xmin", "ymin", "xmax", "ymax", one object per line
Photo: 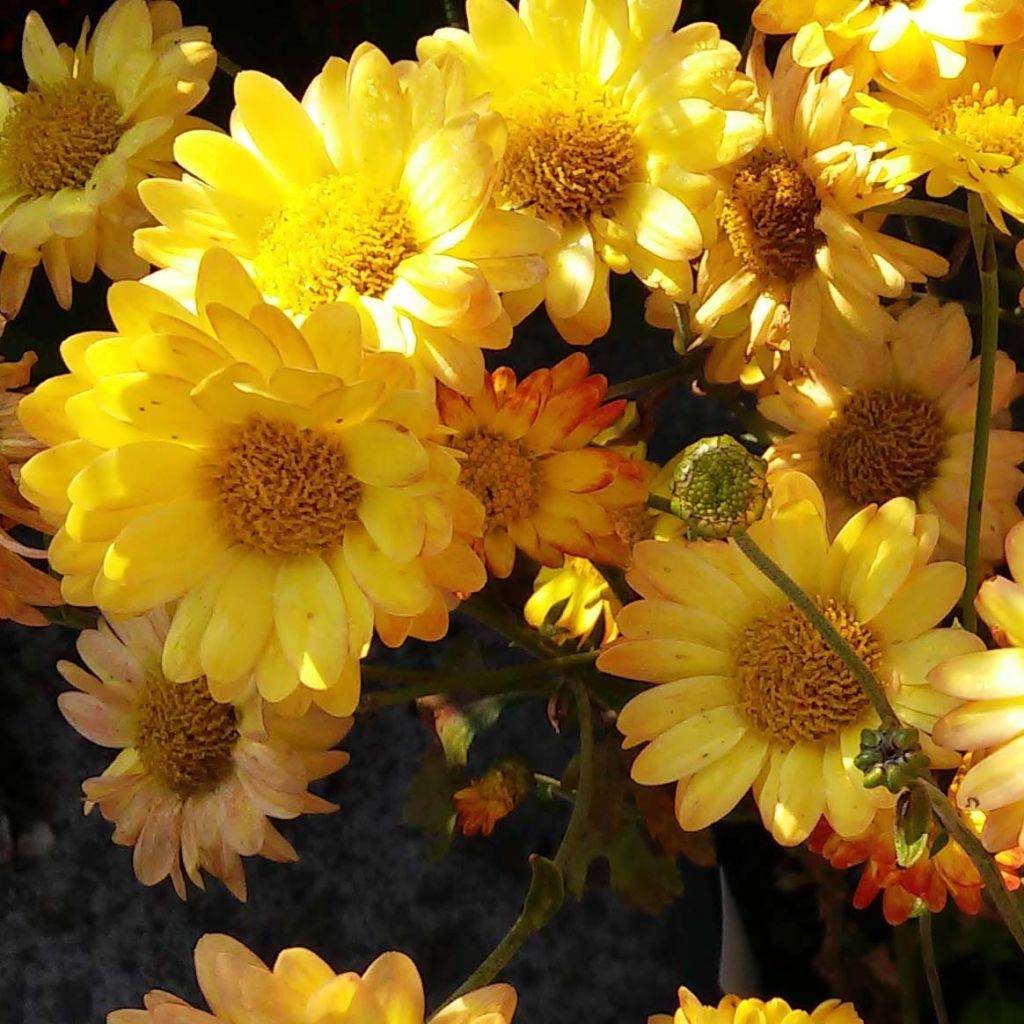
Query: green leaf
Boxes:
[
  {"xmin": 436, "ymin": 696, "xmax": 508, "ymax": 769},
  {"xmin": 895, "ymin": 787, "xmax": 931, "ymax": 868},
  {"xmin": 522, "ymin": 855, "xmax": 564, "ymax": 929},
  {"xmin": 401, "ymin": 746, "xmax": 457, "ymax": 861}
]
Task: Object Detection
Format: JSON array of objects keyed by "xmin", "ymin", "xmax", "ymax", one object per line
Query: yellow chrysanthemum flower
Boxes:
[
  {"xmin": 856, "ymin": 44, "xmax": 1024, "ymax": 232},
  {"xmin": 690, "ymin": 39, "xmax": 947, "ymax": 383},
  {"xmin": 419, "ymin": 0, "xmax": 764, "ymax": 345},
  {"xmin": 58, "ymin": 608, "xmax": 351, "ymax": 900},
  {"xmin": 134, "ymin": 43, "xmax": 555, "ymax": 395},
  {"xmin": 930, "ymin": 521, "xmax": 1024, "ymax": 851},
  {"xmin": 760, "ymin": 298, "xmax": 1024, "ymax": 571},
  {"xmin": 436, "ymin": 354, "xmax": 650, "ymax": 578},
  {"xmin": 651, "ymin": 986, "xmax": 862, "ymax": 1024},
  {"xmin": 752, "ymin": 0, "xmax": 1024, "ymax": 92},
  {"xmin": 0, "ymin": 0, "xmax": 214, "ymax": 322},
  {"xmin": 525, "ymin": 556, "xmax": 620, "ymax": 647},
  {"xmin": 18, "ymin": 249, "xmax": 486, "ymax": 715},
  {"xmin": 111, "ymin": 933, "xmax": 518, "ymax": 1024},
  {"xmin": 597, "ymin": 473, "xmax": 971, "ymax": 846}
]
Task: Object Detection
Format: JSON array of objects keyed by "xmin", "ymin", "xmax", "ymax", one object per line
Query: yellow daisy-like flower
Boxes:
[
  {"xmin": 525, "ymin": 556, "xmax": 621, "ymax": 647},
  {"xmin": 692, "ymin": 39, "xmax": 947, "ymax": 381},
  {"xmin": 651, "ymin": 986, "xmax": 863, "ymax": 1024},
  {"xmin": 58, "ymin": 608, "xmax": 351, "ymax": 900},
  {"xmin": 597, "ymin": 473, "xmax": 973, "ymax": 846},
  {"xmin": 110, "ymin": 933, "xmax": 518, "ymax": 1024},
  {"xmin": 419, "ymin": 0, "xmax": 764, "ymax": 345},
  {"xmin": 0, "ymin": 0, "xmax": 215, "ymax": 322},
  {"xmin": 760, "ymin": 298, "xmax": 1024, "ymax": 571},
  {"xmin": 752, "ymin": 0, "xmax": 1024, "ymax": 92},
  {"xmin": 436, "ymin": 353, "xmax": 650, "ymax": 579},
  {"xmin": 930, "ymin": 521, "xmax": 1024, "ymax": 851},
  {"xmin": 856, "ymin": 44, "xmax": 1024, "ymax": 232},
  {"xmin": 18, "ymin": 249, "xmax": 486, "ymax": 715},
  {"xmin": 134, "ymin": 43, "xmax": 555, "ymax": 395}
]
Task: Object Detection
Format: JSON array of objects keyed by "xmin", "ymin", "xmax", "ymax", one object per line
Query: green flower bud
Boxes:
[
  {"xmin": 662, "ymin": 435, "xmax": 768, "ymax": 540},
  {"xmin": 855, "ymin": 723, "xmax": 927, "ymax": 794}
]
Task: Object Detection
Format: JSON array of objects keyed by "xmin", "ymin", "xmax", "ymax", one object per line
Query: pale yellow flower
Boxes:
[{"xmin": 0, "ymin": 0, "xmax": 214, "ymax": 322}]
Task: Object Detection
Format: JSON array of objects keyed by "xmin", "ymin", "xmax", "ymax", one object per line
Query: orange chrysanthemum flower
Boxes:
[
  {"xmin": 437, "ymin": 354, "xmax": 650, "ymax": 578},
  {"xmin": 454, "ymin": 760, "xmax": 533, "ymax": 837},
  {"xmin": 809, "ymin": 805, "xmax": 1024, "ymax": 926},
  {"xmin": 110, "ymin": 933, "xmax": 518, "ymax": 1024},
  {"xmin": 58, "ymin": 607, "xmax": 351, "ymax": 900},
  {"xmin": 0, "ymin": 350, "xmax": 62, "ymax": 623}
]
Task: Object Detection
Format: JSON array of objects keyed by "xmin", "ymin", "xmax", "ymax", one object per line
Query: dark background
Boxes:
[{"xmin": 0, "ymin": 3, "xmax": 969, "ymax": 1024}]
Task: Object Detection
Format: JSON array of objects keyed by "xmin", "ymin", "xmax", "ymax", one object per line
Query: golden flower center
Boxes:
[
  {"xmin": 253, "ymin": 173, "xmax": 419, "ymax": 314},
  {"xmin": 211, "ymin": 414, "xmax": 361, "ymax": 555},
  {"xmin": 451, "ymin": 432, "xmax": 539, "ymax": 529},
  {"xmin": 135, "ymin": 676, "xmax": 238, "ymax": 798},
  {"xmin": 818, "ymin": 387, "xmax": 946, "ymax": 506},
  {"xmin": 0, "ymin": 80, "xmax": 123, "ymax": 195},
  {"xmin": 721, "ymin": 152, "xmax": 823, "ymax": 283},
  {"xmin": 498, "ymin": 73, "xmax": 641, "ymax": 224},
  {"xmin": 611, "ymin": 503, "xmax": 654, "ymax": 549},
  {"xmin": 931, "ymin": 85, "xmax": 1024, "ymax": 165},
  {"xmin": 735, "ymin": 598, "xmax": 879, "ymax": 747}
]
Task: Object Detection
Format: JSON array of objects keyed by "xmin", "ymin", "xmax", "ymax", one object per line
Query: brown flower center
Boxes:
[
  {"xmin": 451, "ymin": 432, "xmax": 539, "ymax": 529},
  {"xmin": 735, "ymin": 598, "xmax": 879, "ymax": 747},
  {"xmin": 210, "ymin": 414, "xmax": 361, "ymax": 555},
  {"xmin": 498, "ymin": 72, "xmax": 641, "ymax": 224},
  {"xmin": 135, "ymin": 676, "xmax": 238, "ymax": 797},
  {"xmin": 721, "ymin": 152, "xmax": 823, "ymax": 283},
  {"xmin": 0, "ymin": 81, "xmax": 123, "ymax": 194},
  {"xmin": 818, "ymin": 387, "xmax": 946, "ymax": 506}
]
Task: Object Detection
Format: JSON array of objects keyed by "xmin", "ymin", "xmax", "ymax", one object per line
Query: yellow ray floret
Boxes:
[
  {"xmin": 419, "ymin": 0, "xmax": 764, "ymax": 344},
  {"xmin": 134, "ymin": 43, "xmax": 557, "ymax": 394},
  {"xmin": 598, "ymin": 472, "xmax": 972, "ymax": 847},
  {"xmin": 0, "ymin": 0, "xmax": 215, "ymax": 322},
  {"xmin": 653, "ymin": 986, "xmax": 862, "ymax": 1024},
  {"xmin": 18, "ymin": 250, "xmax": 486, "ymax": 716}
]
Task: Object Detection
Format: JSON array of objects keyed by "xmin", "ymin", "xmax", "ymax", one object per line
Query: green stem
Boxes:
[
  {"xmin": 919, "ymin": 914, "xmax": 949, "ymax": 1024},
  {"xmin": 431, "ymin": 684, "xmax": 594, "ymax": 1014},
  {"xmin": 893, "ymin": 924, "xmax": 921, "ymax": 1024},
  {"xmin": 216, "ymin": 54, "xmax": 242, "ymax": 77},
  {"xmin": 553, "ymin": 680, "xmax": 595, "ymax": 871},
  {"xmin": 963, "ymin": 194, "xmax": 1000, "ymax": 634},
  {"xmin": 913, "ymin": 778, "xmax": 1024, "ymax": 953},
  {"xmin": 442, "ymin": 0, "xmax": 466, "ymax": 26},
  {"xmin": 460, "ymin": 594, "xmax": 558, "ymax": 661},
  {"xmin": 358, "ymin": 652, "xmax": 599, "ymax": 710},
  {"xmin": 879, "ymin": 199, "xmax": 971, "ymax": 229},
  {"xmin": 903, "ymin": 217, "xmax": 940, "ymax": 296},
  {"xmin": 606, "ymin": 363, "xmax": 691, "ymax": 399},
  {"xmin": 733, "ymin": 530, "xmax": 898, "ymax": 726}
]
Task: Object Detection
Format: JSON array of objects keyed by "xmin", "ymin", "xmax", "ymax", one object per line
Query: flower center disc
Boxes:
[
  {"xmin": 721, "ymin": 152, "xmax": 823, "ymax": 282},
  {"xmin": 451, "ymin": 432, "xmax": 539, "ymax": 528},
  {"xmin": 819, "ymin": 387, "xmax": 946, "ymax": 506},
  {"xmin": 735, "ymin": 598, "xmax": 879, "ymax": 746},
  {"xmin": 0, "ymin": 81, "xmax": 123, "ymax": 194},
  {"xmin": 498, "ymin": 73, "xmax": 641, "ymax": 224},
  {"xmin": 253, "ymin": 173, "xmax": 419, "ymax": 314},
  {"xmin": 931, "ymin": 85, "xmax": 1024, "ymax": 163},
  {"xmin": 212, "ymin": 414, "xmax": 361, "ymax": 555},
  {"xmin": 135, "ymin": 676, "xmax": 238, "ymax": 797}
]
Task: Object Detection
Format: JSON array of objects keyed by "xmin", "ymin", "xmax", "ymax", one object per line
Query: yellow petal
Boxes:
[
  {"xmin": 67, "ymin": 441, "xmax": 201, "ymax": 511},
  {"xmin": 630, "ymin": 706, "xmax": 748, "ymax": 786},
  {"xmin": 674, "ymin": 730, "xmax": 769, "ymax": 831}
]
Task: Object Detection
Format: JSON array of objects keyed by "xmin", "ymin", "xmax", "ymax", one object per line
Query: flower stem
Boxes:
[
  {"xmin": 607, "ymin": 362, "xmax": 691, "ymax": 399},
  {"xmin": 216, "ymin": 54, "xmax": 242, "ymax": 77},
  {"xmin": 733, "ymin": 530, "xmax": 898, "ymax": 726},
  {"xmin": 919, "ymin": 914, "xmax": 949, "ymax": 1024},
  {"xmin": 962, "ymin": 193, "xmax": 1000, "ymax": 633},
  {"xmin": 443, "ymin": 0, "xmax": 466, "ymax": 26},
  {"xmin": 358, "ymin": 652, "xmax": 599, "ymax": 710},
  {"xmin": 893, "ymin": 924, "xmax": 921, "ymax": 1024},
  {"xmin": 912, "ymin": 777, "xmax": 1024, "ymax": 953},
  {"xmin": 879, "ymin": 199, "xmax": 971, "ymax": 229},
  {"xmin": 429, "ymin": 683, "xmax": 594, "ymax": 1015}
]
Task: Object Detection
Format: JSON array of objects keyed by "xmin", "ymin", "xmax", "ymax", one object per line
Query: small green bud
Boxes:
[
  {"xmin": 856, "ymin": 722, "xmax": 927, "ymax": 794},
  {"xmin": 661, "ymin": 435, "xmax": 768, "ymax": 540}
]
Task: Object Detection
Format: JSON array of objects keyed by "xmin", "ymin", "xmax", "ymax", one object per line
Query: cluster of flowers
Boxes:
[{"xmin": 3, "ymin": 0, "xmax": 1024, "ymax": 1017}]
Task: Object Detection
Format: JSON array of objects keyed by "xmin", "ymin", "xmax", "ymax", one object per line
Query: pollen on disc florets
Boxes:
[
  {"xmin": 498, "ymin": 72, "xmax": 642, "ymax": 224},
  {"xmin": 210, "ymin": 414, "xmax": 362, "ymax": 556},
  {"xmin": 930, "ymin": 85, "xmax": 1024, "ymax": 164},
  {"xmin": 451, "ymin": 432, "xmax": 539, "ymax": 529},
  {"xmin": 668, "ymin": 435, "xmax": 768, "ymax": 540},
  {"xmin": 0, "ymin": 81, "xmax": 123, "ymax": 195},
  {"xmin": 135, "ymin": 676, "xmax": 239, "ymax": 797},
  {"xmin": 818, "ymin": 387, "xmax": 947, "ymax": 506},
  {"xmin": 253, "ymin": 173, "xmax": 419, "ymax": 315},
  {"xmin": 735, "ymin": 597, "xmax": 880, "ymax": 747},
  {"xmin": 721, "ymin": 150, "xmax": 824, "ymax": 282}
]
